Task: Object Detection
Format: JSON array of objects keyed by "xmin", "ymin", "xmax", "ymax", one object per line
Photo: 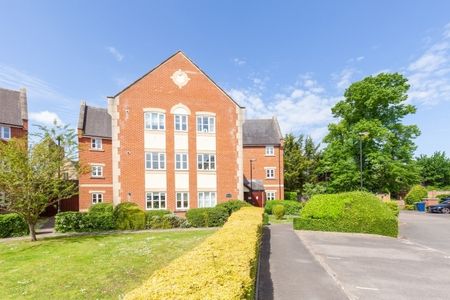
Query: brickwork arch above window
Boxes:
[{"xmin": 170, "ymin": 103, "xmax": 191, "ymax": 115}]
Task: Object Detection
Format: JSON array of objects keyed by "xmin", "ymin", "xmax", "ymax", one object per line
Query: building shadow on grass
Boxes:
[{"xmin": 257, "ymin": 226, "xmax": 274, "ymax": 300}]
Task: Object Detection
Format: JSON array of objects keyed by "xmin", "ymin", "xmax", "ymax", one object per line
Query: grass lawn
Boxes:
[
  {"xmin": 268, "ymin": 214, "xmax": 299, "ymax": 224},
  {"xmin": 0, "ymin": 229, "xmax": 215, "ymax": 299}
]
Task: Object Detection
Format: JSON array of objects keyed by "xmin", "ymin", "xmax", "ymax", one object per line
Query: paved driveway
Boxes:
[{"xmin": 296, "ymin": 211, "xmax": 450, "ymax": 300}]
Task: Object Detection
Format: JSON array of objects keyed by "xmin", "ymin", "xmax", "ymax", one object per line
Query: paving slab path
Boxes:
[{"xmin": 257, "ymin": 224, "xmax": 348, "ymax": 300}]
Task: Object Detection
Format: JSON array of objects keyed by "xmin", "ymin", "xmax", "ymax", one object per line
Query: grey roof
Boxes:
[
  {"xmin": 243, "ymin": 117, "xmax": 283, "ymax": 146},
  {"xmin": 0, "ymin": 87, "xmax": 27, "ymax": 126},
  {"xmin": 244, "ymin": 179, "xmax": 265, "ymax": 191},
  {"xmin": 78, "ymin": 102, "xmax": 112, "ymax": 138}
]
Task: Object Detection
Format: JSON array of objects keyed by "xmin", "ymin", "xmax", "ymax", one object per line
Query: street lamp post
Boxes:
[
  {"xmin": 249, "ymin": 159, "xmax": 256, "ymax": 203},
  {"xmin": 359, "ymin": 132, "xmax": 369, "ymax": 190}
]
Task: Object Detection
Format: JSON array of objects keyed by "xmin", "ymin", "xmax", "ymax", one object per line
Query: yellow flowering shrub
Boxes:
[{"xmin": 125, "ymin": 207, "xmax": 263, "ymax": 300}]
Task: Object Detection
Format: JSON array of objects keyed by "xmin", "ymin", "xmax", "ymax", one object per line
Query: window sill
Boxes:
[
  {"xmin": 264, "ymin": 154, "xmax": 275, "ymax": 157},
  {"xmin": 266, "ymin": 178, "xmax": 276, "ymax": 180},
  {"xmin": 91, "ymin": 176, "xmax": 106, "ymax": 179},
  {"xmin": 197, "ymin": 169, "xmax": 217, "ymax": 173},
  {"xmin": 196, "ymin": 132, "xmax": 216, "ymax": 136},
  {"xmin": 175, "ymin": 209, "xmax": 188, "ymax": 212},
  {"xmin": 90, "ymin": 149, "xmax": 104, "ymax": 152}
]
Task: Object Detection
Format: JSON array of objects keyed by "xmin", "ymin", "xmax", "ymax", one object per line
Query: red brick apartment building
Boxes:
[
  {"xmin": 78, "ymin": 52, "xmax": 284, "ymax": 211},
  {"xmin": 0, "ymin": 87, "xmax": 28, "ymax": 141}
]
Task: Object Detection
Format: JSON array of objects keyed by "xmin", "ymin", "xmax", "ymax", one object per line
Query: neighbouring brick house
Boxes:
[
  {"xmin": 243, "ymin": 118, "xmax": 284, "ymax": 207},
  {"xmin": 0, "ymin": 87, "xmax": 28, "ymax": 141},
  {"xmin": 78, "ymin": 51, "xmax": 284, "ymax": 211}
]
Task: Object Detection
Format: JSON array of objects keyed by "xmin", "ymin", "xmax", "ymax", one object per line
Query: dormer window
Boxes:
[
  {"xmin": 91, "ymin": 138, "xmax": 102, "ymax": 150},
  {"xmin": 0, "ymin": 126, "xmax": 11, "ymax": 140},
  {"xmin": 197, "ymin": 116, "xmax": 215, "ymax": 133}
]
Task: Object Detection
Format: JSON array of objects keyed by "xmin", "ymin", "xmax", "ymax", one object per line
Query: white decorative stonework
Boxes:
[{"xmin": 171, "ymin": 69, "xmax": 190, "ymax": 89}]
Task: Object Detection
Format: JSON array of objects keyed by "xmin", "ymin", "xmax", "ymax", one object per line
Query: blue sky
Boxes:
[{"xmin": 1, "ymin": 1, "xmax": 450, "ymax": 155}]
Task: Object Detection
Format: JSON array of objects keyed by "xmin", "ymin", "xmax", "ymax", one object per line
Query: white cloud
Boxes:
[
  {"xmin": 233, "ymin": 58, "xmax": 246, "ymax": 66},
  {"xmin": 334, "ymin": 68, "xmax": 356, "ymax": 90},
  {"xmin": 407, "ymin": 22, "xmax": 450, "ymax": 105},
  {"xmin": 29, "ymin": 111, "xmax": 63, "ymax": 125},
  {"xmin": 229, "ymin": 76, "xmax": 337, "ymax": 140},
  {"xmin": 106, "ymin": 46, "xmax": 124, "ymax": 62}
]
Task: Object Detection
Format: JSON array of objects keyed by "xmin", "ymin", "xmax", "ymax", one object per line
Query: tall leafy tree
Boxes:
[
  {"xmin": 284, "ymin": 133, "xmax": 321, "ymax": 193},
  {"xmin": 320, "ymin": 73, "xmax": 420, "ymax": 194},
  {"xmin": 0, "ymin": 124, "xmax": 81, "ymax": 241},
  {"xmin": 416, "ymin": 151, "xmax": 450, "ymax": 188}
]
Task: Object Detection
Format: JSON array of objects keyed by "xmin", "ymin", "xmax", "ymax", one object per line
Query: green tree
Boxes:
[
  {"xmin": 320, "ymin": 73, "xmax": 420, "ymax": 194},
  {"xmin": 284, "ymin": 133, "xmax": 321, "ymax": 193},
  {"xmin": 416, "ymin": 151, "xmax": 450, "ymax": 188},
  {"xmin": 0, "ymin": 124, "xmax": 81, "ymax": 241}
]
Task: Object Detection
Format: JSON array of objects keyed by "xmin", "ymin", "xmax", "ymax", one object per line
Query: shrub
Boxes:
[
  {"xmin": 284, "ymin": 192, "xmax": 298, "ymax": 201},
  {"xmin": 186, "ymin": 207, "xmax": 229, "ymax": 227},
  {"xmin": 404, "ymin": 204, "xmax": 415, "ymax": 210},
  {"xmin": 0, "ymin": 213, "xmax": 29, "ymax": 238},
  {"xmin": 113, "ymin": 202, "xmax": 145, "ymax": 230},
  {"xmin": 293, "ymin": 192, "xmax": 398, "ymax": 237},
  {"xmin": 125, "ymin": 207, "xmax": 263, "ymax": 300},
  {"xmin": 385, "ymin": 201, "xmax": 399, "ymax": 217},
  {"xmin": 145, "ymin": 209, "xmax": 171, "ymax": 220},
  {"xmin": 264, "ymin": 200, "xmax": 302, "ymax": 215},
  {"xmin": 263, "ymin": 213, "xmax": 269, "ymax": 225},
  {"xmin": 273, "ymin": 205, "xmax": 285, "ymax": 220},
  {"xmin": 84, "ymin": 212, "xmax": 115, "ymax": 231},
  {"xmin": 405, "ymin": 185, "xmax": 427, "ymax": 205},
  {"xmin": 146, "ymin": 214, "xmax": 185, "ymax": 229},
  {"xmin": 216, "ymin": 200, "xmax": 251, "ymax": 216},
  {"xmin": 55, "ymin": 211, "xmax": 84, "ymax": 232},
  {"xmin": 436, "ymin": 194, "xmax": 450, "ymax": 202},
  {"xmin": 89, "ymin": 203, "xmax": 114, "ymax": 214}
]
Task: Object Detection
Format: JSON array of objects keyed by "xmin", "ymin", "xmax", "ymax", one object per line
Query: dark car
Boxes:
[{"xmin": 428, "ymin": 200, "xmax": 450, "ymax": 214}]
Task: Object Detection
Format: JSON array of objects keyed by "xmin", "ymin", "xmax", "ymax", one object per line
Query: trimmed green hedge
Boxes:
[
  {"xmin": 216, "ymin": 200, "xmax": 251, "ymax": 216},
  {"xmin": 437, "ymin": 194, "xmax": 450, "ymax": 202},
  {"xmin": 264, "ymin": 200, "xmax": 302, "ymax": 215},
  {"xmin": 293, "ymin": 192, "xmax": 398, "ymax": 237},
  {"xmin": 186, "ymin": 207, "xmax": 229, "ymax": 227},
  {"xmin": 405, "ymin": 185, "xmax": 427, "ymax": 205},
  {"xmin": 0, "ymin": 213, "xmax": 29, "ymax": 238},
  {"xmin": 114, "ymin": 202, "xmax": 145, "ymax": 230},
  {"xmin": 385, "ymin": 201, "xmax": 399, "ymax": 217}
]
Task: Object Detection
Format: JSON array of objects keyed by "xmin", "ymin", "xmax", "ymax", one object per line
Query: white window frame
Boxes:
[
  {"xmin": 91, "ymin": 193, "xmax": 103, "ymax": 204},
  {"xmin": 175, "ymin": 153, "xmax": 188, "ymax": 170},
  {"xmin": 91, "ymin": 165, "xmax": 104, "ymax": 177},
  {"xmin": 174, "ymin": 114, "xmax": 188, "ymax": 132},
  {"xmin": 91, "ymin": 138, "xmax": 102, "ymax": 150},
  {"xmin": 0, "ymin": 126, "xmax": 11, "ymax": 140},
  {"xmin": 144, "ymin": 112, "xmax": 165, "ymax": 130},
  {"xmin": 196, "ymin": 115, "xmax": 215, "ymax": 133},
  {"xmin": 265, "ymin": 168, "xmax": 275, "ymax": 179},
  {"xmin": 176, "ymin": 192, "xmax": 189, "ymax": 210},
  {"xmin": 198, "ymin": 191, "xmax": 217, "ymax": 208},
  {"xmin": 146, "ymin": 192, "xmax": 167, "ymax": 210},
  {"xmin": 265, "ymin": 146, "xmax": 275, "ymax": 156},
  {"xmin": 266, "ymin": 191, "xmax": 276, "ymax": 201},
  {"xmin": 145, "ymin": 152, "xmax": 166, "ymax": 170},
  {"xmin": 197, "ymin": 153, "xmax": 216, "ymax": 170}
]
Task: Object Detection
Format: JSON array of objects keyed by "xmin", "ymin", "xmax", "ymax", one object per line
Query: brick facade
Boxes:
[{"xmin": 243, "ymin": 145, "xmax": 284, "ymax": 201}]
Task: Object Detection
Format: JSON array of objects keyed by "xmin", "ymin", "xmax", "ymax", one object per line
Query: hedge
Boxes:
[
  {"xmin": 0, "ymin": 213, "xmax": 29, "ymax": 238},
  {"xmin": 186, "ymin": 206, "xmax": 229, "ymax": 227},
  {"xmin": 284, "ymin": 192, "xmax": 298, "ymax": 201},
  {"xmin": 293, "ymin": 192, "xmax": 398, "ymax": 237},
  {"xmin": 114, "ymin": 202, "xmax": 146, "ymax": 230},
  {"xmin": 264, "ymin": 200, "xmax": 302, "ymax": 215},
  {"xmin": 216, "ymin": 200, "xmax": 251, "ymax": 216},
  {"xmin": 125, "ymin": 207, "xmax": 263, "ymax": 300},
  {"xmin": 436, "ymin": 194, "xmax": 450, "ymax": 202},
  {"xmin": 146, "ymin": 214, "xmax": 189, "ymax": 229},
  {"xmin": 405, "ymin": 185, "xmax": 427, "ymax": 205},
  {"xmin": 385, "ymin": 201, "xmax": 399, "ymax": 217}
]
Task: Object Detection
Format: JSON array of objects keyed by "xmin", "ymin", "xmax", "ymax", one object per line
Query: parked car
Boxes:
[{"xmin": 427, "ymin": 200, "xmax": 450, "ymax": 214}]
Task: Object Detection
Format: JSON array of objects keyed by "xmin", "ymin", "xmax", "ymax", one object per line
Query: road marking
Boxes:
[
  {"xmin": 356, "ymin": 286, "xmax": 379, "ymax": 291},
  {"xmin": 327, "ymin": 256, "xmax": 342, "ymax": 260}
]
